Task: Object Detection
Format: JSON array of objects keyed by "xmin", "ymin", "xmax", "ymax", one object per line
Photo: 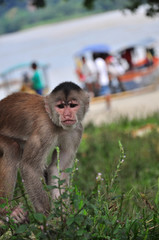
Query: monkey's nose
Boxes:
[{"xmin": 63, "ymin": 107, "xmax": 72, "ymax": 117}]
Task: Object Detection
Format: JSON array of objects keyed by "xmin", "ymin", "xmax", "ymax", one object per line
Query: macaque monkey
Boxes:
[{"xmin": 0, "ymin": 81, "xmax": 89, "ymax": 223}]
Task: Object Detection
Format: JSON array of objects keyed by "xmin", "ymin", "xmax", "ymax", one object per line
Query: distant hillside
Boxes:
[{"xmin": 0, "ymin": 0, "xmax": 128, "ymax": 35}]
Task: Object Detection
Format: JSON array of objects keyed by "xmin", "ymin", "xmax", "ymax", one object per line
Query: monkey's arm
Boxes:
[
  {"xmin": 47, "ymin": 126, "xmax": 82, "ymax": 199},
  {"xmin": 47, "ymin": 148, "xmax": 76, "ymax": 200}
]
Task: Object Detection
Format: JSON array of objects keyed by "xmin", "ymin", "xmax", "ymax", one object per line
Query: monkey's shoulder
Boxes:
[
  {"xmin": 1, "ymin": 92, "xmax": 42, "ymax": 103},
  {"xmin": 0, "ymin": 92, "xmax": 44, "ymax": 113}
]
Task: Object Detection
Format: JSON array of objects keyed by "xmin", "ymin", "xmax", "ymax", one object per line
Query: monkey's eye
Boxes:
[
  {"xmin": 56, "ymin": 104, "xmax": 65, "ymax": 109},
  {"xmin": 69, "ymin": 103, "xmax": 78, "ymax": 108}
]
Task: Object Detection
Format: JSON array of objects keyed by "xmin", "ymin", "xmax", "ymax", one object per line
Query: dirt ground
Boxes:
[{"xmin": 83, "ymin": 84, "xmax": 159, "ymax": 126}]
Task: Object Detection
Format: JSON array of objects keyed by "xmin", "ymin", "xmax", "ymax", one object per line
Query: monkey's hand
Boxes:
[{"xmin": 10, "ymin": 205, "xmax": 28, "ymax": 224}]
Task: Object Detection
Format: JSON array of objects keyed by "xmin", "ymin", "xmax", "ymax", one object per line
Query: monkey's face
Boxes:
[
  {"xmin": 46, "ymin": 84, "xmax": 89, "ymax": 129},
  {"xmin": 55, "ymin": 99, "xmax": 80, "ymax": 129}
]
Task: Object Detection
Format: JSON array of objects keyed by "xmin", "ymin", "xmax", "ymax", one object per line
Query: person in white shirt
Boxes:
[
  {"xmin": 93, "ymin": 53, "xmax": 111, "ymax": 108},
  {"xmin": 81, "ymin": 56, "xmax": 98, "ymax": 96},
  {"xmin": 106, "ymin": 55, "xmax": 126, "ymax": 93}
]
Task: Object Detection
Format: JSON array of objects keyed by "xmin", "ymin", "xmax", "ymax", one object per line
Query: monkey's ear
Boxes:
[
  {"xmin": 44, "ymin": 96, "xmax": 51, "ymax": 115},
  {"xmin": 83, "ymin": 90, "xmax": 90, "ymax": 114}
]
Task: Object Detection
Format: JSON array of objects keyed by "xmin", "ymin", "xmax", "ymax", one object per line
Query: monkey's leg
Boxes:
[
  {"xmin": 0, "ymin": 136, "xmax": 28, "ymax": 224},
  {"xmin": 0, "ymin": 142, "xmax": 18, "ymax": 216},
  {"xmin": 19, "ymin": 136, "xmax": 51, "ymax": 215}
]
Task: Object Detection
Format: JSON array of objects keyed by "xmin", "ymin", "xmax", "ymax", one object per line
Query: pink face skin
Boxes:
[{"xmin": 55, "ymin": 100, "xmax": 80, "ymax": 127}]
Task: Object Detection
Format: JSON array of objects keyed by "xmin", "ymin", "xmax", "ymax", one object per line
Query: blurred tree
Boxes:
[
  {"xmin": 124, "ymin": 0, "xmax": 159, "ymax": 17},
  {"xmin": 0, "ymin": 0, "xmax": 158, "ymax": 16},
  {"xmin": 83, "ymin": 0, "xmax": 159, "ymax": 16},
  {"xmin": 0, "ymin": 0, "xmax": 45, "ymax": 8},
  {"xmin": 31, "ymin": 0, "xmax": 45, "ymax": 8}
]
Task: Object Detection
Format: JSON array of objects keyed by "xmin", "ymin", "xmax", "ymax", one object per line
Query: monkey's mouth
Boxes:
[{"xmin": 62, "ymin": 120, "xmax": 76, "ymax": 125}]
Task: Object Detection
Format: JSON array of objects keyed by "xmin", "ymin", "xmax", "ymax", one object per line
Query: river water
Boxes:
[{"xmin": 0, "ymin": 8, "xmax": 159, "ymax": 99}]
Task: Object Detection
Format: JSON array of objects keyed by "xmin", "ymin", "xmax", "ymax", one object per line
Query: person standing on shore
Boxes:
[
  {"xmin": 31, "ymin": 62, "xmax": 45, "ymax": 95},
  {"xmin": 93, "ymin": 53, "xmax": 111, "ymax": 109},
  {"xmin": 81, "ymin": 56, "xmax": 98, "ymax": 97},
  {"xmin": 106, "ymin": 55, "xmax": 126, "ymax": 93}
]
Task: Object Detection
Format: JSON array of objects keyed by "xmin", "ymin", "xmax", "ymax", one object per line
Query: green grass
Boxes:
[
  {"xmin": 0, "ymin": 112, "xmax": 159, "ymax": 239},
  {"xmin": 76, "ymin": 113, "xmax": 159, "ymax": 195}
]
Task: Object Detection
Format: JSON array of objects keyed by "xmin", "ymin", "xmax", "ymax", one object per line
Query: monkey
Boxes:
[{"xmin": 0, "ymin": 81, "xmax": 89, "ymax": 222}]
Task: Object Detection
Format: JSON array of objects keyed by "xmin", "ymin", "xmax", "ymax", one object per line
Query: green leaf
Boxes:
[
  {"xmin": 75, "ymin": 215, "xmax": 84, "ymax": 224},
  {"xmin": 33, "ymin": 213, "xmax": 46, "ymax": 223},
  {"xmin": 64, "ymin": 168, "xmax": 73, "ymax": 173},
  {"xmin": 46, "ymin": 185, "xmax": 58, "ymax": 190},
  {"xmin": 58, "ymin": 179, "xmax": 66, "ymax": 185},
  {"xmin": 83, "ymin": 209, "xmax": 87, "ymax": 216},
  {"xmin": 66, "ymin": 216, "xmax": 75, "ymax": 226},
  {"xmin": 0, "ymin": 203, "xmax": 6, "ymax": 208},
  {"xmin": 16, "ymin": 224, "xmax": 28, "ymax": 234},
  {"xmin": 77, "ymin": 229, "xmax": 85, "ymax": 236},
  {"xmin": 52, "ymin": 175, "xmax": 60, "ymax": 180}
]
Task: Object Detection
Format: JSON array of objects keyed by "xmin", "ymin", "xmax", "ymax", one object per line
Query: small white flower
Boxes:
[{"xmin": 96, "ymin": 173, "xmax": 103, "ymax": 181}]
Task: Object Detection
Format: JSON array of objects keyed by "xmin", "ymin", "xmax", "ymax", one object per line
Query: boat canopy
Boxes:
[
  {"xmin": 0, "ymin": 62, "xmax": 49, "ymax": 78},
  {"xmin": 75, "ymin": 43, "xmax": 111, "ymax": 57},
  {"xmin": 117, "ymin": 37, "xmax": 158, "ymax": 53}
]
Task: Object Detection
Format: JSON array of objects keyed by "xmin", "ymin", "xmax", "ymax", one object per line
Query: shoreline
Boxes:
[{"xmin": 84, "ymin": 82, "xmax": 159, "ymax": 126}]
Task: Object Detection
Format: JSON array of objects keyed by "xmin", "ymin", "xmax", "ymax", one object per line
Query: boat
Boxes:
[
  {"xmin": 74, "ymin": 39, "xmax": 159, "ymax": 99},
  {"xmin": 116, "ymin": 38, "xmax": 159, "ymax": 91},
  {"xmin": 0, "ymin": 62, "xmax": 50, "ymax": 98}
]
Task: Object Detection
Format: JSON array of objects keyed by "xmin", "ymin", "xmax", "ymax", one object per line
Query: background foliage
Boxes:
[
  {"xmin": 1, "ymin": 0, "xmax": 158, "ymax": 35},
  {"xmin": 0, "ymin": 0, "xmax": 138, "ymax": 35}
]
